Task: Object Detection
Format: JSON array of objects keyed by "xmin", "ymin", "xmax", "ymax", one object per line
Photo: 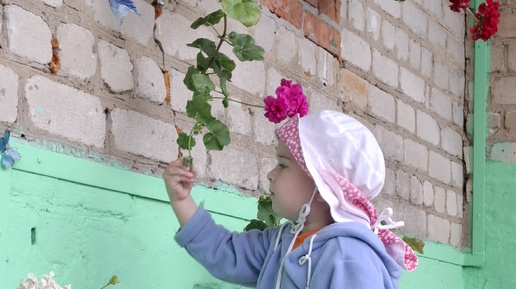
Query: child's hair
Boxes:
[{"xmin": 275, "ymin": 110, "xmax": 418, "ymax": 271}]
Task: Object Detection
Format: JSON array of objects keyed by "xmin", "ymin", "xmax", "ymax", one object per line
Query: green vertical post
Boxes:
[
  {"xmin": 469, "ymin": 0, "xmax": 490, "ymax": 264},
  {"xmin": 0, "ymin": 170, "xmax": 11, "ymax": 287}
]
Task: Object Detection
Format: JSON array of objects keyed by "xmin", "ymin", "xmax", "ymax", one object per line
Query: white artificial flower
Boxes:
[{"xmin": 17, "ymin": 272, "xmax": 71, "ymax": 289}]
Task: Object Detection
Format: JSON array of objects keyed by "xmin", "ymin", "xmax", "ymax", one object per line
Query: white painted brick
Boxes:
[
  {"xmin": 443, "ymin": 5, "xmax": 465, "ymax": 38},
  {"xmin": 4, "ymin": 5, "xmax": 52, "ymax": 64},
  {"xmin": 383, "ymin": 168, "xmax": 396, "ymax": 196},
  {"xmin": 409, "ymin": 39, "xmax": 421, "ymax": 70},
  {"xmin": 449, "ymin": 69, "xmax": 465, "ymax": 97},
  {"xmin": 169, "ymin": 69, "xmax": 190, "ymax": 114},
  {"xmin": 366, "ymin": 8, "xmax": 381, "ymax": 41},
  {"xmin": 423, "ymin": 0, "xmax": 443, "ymax": 17},
  {"xmin": 397, "ymin": 100, "xmax": 415, "ymax": 132},
  {"xmin": 417, "ymin": 110, "xmax": 440, "ymax": 145},
  {"xmin": 430, "ymin": 88, "xmax": 452, "ymax": 121},
  {"xmin": 231, "ymin": 59, "xmax": 266, "ymax": 96},
  {"xmin": 447, "ymin": 35, "xmax": 465, "ymax": 69},
  {"xmin": 434, "ymin": 186, "xmax": 446, "ymax": 213},
  {"xmin": 450, "ymin": 222, "xmax": 462, "ymax": 247},
  {"xmin": 429, "ymin": 150, "xmax": 451, "ymax": 184},
  {"xmin": 428, "ymin": 214, "xmax": 450, "ymax": 243},
  {"xmin": 421, "ymin": 47, "xmax": 433, "ymax": 77},
  {"xmin": 402, "ymin": 2, "xmax": 427, "ymax": 38},
  {"xmin": 198, "ymin": 0, "xmax": 220, "ymax": 15},
  {"xmin": 155, "ymin": 11, "xmax": 213, "ymax": 60},
  {"xmin": 317, "ymin": 49, "xmax": 338, "ymax": 87},
  {"xmin": 404, "ymin": 138, "xmax": 428, "ymax": 171},
  {"xmin": 252, "ymin": 14, "xmax": 276, "ymax": 53},
  {"xmin": 111, "ymin": 108, "xmax": 176, "ymax": 161},
  {"xmin": 276, "ymin": 26, "xmax": 298, "ymax": 64},
  {"xmin": 451, "ymin": 161, "xmax": 464, "ymax": 189},
  {"xmin": 372, "ymin": 49, "xmax": 399, "ymax": 87},
  {"xmin": 410, "ymin": 175, "xmax": 423, "ymax": 205},
  {"xmin": 191, "ymin": 134, "xmax": 207, "ymax": 179},
  {"xmin": 381, "ymin": 20, "xmax": 396, "ymax": 51},
  {"xmin": 0, "ymin": 64, "xmax": 18, "ymax": 123},
  {"xmin": 252, "ymin": 107, "xmax": 275, "ymax": 145},
  {"xmin": 135, "ymin": 56, "xmax": 166, "ymax": 104},
  {"xmin": 395, "ymin": 28, "xmax": 409, "ymax": 61},
  {"xmin": 42, "ymin": 0, "xmax": 62, "ymax": 7},
  {"xmin": 299, "ymin": 38, "xmax": 317, "ymax": 79},
  {"xmin": 428, "ymin": 21, "xmax": 446, "ymax": 49},
  {"xmin": 423, "ymin": 180, "xmax": 434, "ymax": 207},
  {"xmin": 373, "ymin": 0, "xmax": 401, "ymax": 19},
  {"xmin": 452, "ymin": 101, "xmax": 464, "ymax": 127},
  {"xmin": 401, "ymin": 205, "xmax": 427, "ymax": 237},
  {"xmin": 259, "ymin": 157, "xmax": 276, "ymax": 193},
  {"xmin": 446, "ymin": 189, "xmax": 458, "ymax": 217},
  {"xmin": 209, "ymin": 144, "xmax": 259, "ymax": 190},
  {"xmin": 89, "ymin": 0, "xmax": 154, "ymax": 45},
  {"xmin": 373, "ymin": 125, "xmax": 403, "ymax": 160},
  {"xmin": 25, "ymin": 75, "xmax": 105, "ymax": 147},
  {"xmin": 349, "ymin": 0, "xmax": 365, "ymax": 31},
  {"xmin": 457, "ymin": 191, "xmax": 463, "ymax": 219},
  {"xmin": 56, "ymin": 23, "xmax": 97, "ymax": 80},
  {"xmin": 309, "ymin": 90, "xmax": 340, "ymax": 113},
  {"xmin": 227, "ymin": 100, "xmax": 251, "ymax": 136},
  {"xmin": 400, "ymin": 67, "xmax": 425, "ymax": 102},
  {"xmin": 369, "ymin": 85, "xmax": 395, "ymax": 122},
  {"xmin": 442, "ymin": 126, "xmax": 463, "ymax": 157},
  {"xmin": 265, "ymin": 67, "xmax": 285, "ymax": 97},
  {"xmin": 464, "ymin": 146, "xmax": 472, "ymax": 174},
  {"xmin": 341, "ymin": 29, "xmax": 371, "ymax": 71},
  {"xmin": 340, "ymin": 0, "xmax": 348, "ymax": 24},
  {"xmin": 98, "ymin": 40, "xmax": 134, "ymax": 93},
  {"xmin": 396, "ymin": 169, "xmax": 410, "ymax": 201}
]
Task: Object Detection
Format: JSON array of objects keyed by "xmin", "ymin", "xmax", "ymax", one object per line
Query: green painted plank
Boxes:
[{"xmin": 9, "ymin": 139, "xmax": 257, "ymax": 221}]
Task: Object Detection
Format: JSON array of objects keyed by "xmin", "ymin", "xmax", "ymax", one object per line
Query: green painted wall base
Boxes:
[{"xmin": 0, "ymin": 141, "xmax": 468, "ymax": 288}]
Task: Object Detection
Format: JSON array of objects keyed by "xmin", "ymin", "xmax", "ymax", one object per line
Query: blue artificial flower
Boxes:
[
  {"xmin": 109, "ymin": 0, "xmax": 141, "ymax": 21},
  {"xmin": 0, "ymin": 129, "xmax": 21, "ymax": 169}
]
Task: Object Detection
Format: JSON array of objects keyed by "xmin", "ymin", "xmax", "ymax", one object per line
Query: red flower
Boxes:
[
  {"xmin": 449, "ymin": 0, "xmax": 470, "ymax": 12},
  {"xmin": 264, "ymin": 79, "xmax": 309, "ymax": 123},
  {"xmin": 470, "ymin": 0, "xmax": 500, "ymax": 41}
]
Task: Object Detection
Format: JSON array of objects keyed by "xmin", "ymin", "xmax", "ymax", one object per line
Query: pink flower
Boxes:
[
  {"xmin": 264, "ymin": 79, "xmax": 309, "ymax": 123},
  {"xmin": 264, "ymin": 95, "xmax": 289, "ymax": 123},
  {"xmin": 470, "ymin": 0, "xmax": 500, "ymax": 41},
  {"xmin": 449, "ymin": 0, "xmax": 470, "ymax": 12}
]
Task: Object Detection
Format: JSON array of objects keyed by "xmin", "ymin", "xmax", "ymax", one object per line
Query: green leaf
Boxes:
[
  {"xmin": 220, "ymin": 77, "xmax": 229, "ymax": 98},
  {"xmin": 402, "ymin": 236, "xmax": 425, "ymax": 254},
  {"xmin": 177, "ymin": 132, "xmax": 196, "ymax": 150},
  {"xmin": 257, "ymin": 195, "xmax": 280, "ymax": 227},
  {"xmin": 243, "ymin": 219, "xmax": 268, "ymax": 231},
  {"xmin": 228, "ymin": 32, "xmax": 265, "ymax": 62},
  {"xmin": 212, "ymin": 52, "xmax": 236, "ymax": 80},
  {"xmin": 196, "ymin": 52, "xmax": 210, "ymax": 71},
  {"xmin": 184, "ymin": 66, "xmax": 200, "ymax": 91},
  {"xmin": 187, "ymin": 38, "xmax": 218, "ymax": 57},
  {"xmin": 221, "ymin": 0, "xmax": 261, "ymax": 27},
  {"xmin": 186, "ymin": 95, "xmax": 215, "ymax": 124},
  {"xmin": 191, "ymin": 9, "xmax": 225, "ymax": 29},
  {"xmin": 191, "ymin": 73, "xmax": 216, "ymax": 95},
  {"xmin": 203, "ymin": 120, "xmax": 230, "ymax": 150}
]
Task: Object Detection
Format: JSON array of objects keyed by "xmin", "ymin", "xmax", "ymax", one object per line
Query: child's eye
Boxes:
[{"xmin": 277, "ymin": 163, "xmax": 286, "ymax": 169}]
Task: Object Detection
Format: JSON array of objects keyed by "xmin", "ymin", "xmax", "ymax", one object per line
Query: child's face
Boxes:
[{"xmin": 267, "ymin": 139, "xmax": 316, "ymax": 221}]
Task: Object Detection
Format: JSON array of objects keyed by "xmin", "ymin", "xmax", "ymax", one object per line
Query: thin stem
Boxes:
[
  {"xmin": 466, "ymin": 7, "xmax": 479, "ymax": 22},
  {"xmin": 211, "ymin": 96, "xmax": 264, "ymax": 108}
]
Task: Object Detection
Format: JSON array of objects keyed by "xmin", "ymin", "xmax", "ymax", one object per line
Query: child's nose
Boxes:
[{"xmin": 267, "ymin": 167, "xmax": 276, "ymax": 181}]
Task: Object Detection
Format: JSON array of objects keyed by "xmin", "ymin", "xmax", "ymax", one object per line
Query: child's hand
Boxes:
[{"xmin": 163, "ymin": 158, "xmax": 197, "ymax": 203}]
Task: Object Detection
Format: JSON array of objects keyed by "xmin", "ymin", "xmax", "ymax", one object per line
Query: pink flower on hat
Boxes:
[{"xmin": 264, "ymin": 79, "xmax": 308, "ymax": 123}]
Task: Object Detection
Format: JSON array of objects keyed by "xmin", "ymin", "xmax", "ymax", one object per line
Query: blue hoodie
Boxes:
[{"xmin": 175, "ymin": 207, "xmax": 402, "ymax": 288}]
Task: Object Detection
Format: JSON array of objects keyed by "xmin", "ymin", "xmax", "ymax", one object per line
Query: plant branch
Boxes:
[{"xmin": 212, "ymin": 96, "xmax": 264, "ymax": 108}]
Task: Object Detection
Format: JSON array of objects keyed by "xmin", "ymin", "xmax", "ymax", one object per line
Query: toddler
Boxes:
[{"xmin": 163, "ymin": 110, "xmax": 417, "ymax": 289}]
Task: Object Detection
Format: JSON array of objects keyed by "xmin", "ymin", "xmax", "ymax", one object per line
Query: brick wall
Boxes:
[
  {"xmin": 0, "ymin": 0, "xmax": 471, "ymax": 247},
  {"xmin": 489, "ymin": 1, "xmax": 516, "ymax": 162}
]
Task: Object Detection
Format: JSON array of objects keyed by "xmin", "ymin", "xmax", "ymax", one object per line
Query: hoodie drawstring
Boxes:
[{"xmin": 298, "ymin": 234, "xmax": 317, "ymax": 289}]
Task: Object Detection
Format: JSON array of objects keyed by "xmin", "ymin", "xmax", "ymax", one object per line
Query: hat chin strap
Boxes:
[{"xmin": 275, "ymin": 187, "xmax": 318, "ymax": 289}]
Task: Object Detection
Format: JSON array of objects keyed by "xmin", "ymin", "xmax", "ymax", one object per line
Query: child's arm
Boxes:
[{"xmin": 162, "ymin": 158, "xmax": 198, "ymax": 226}]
